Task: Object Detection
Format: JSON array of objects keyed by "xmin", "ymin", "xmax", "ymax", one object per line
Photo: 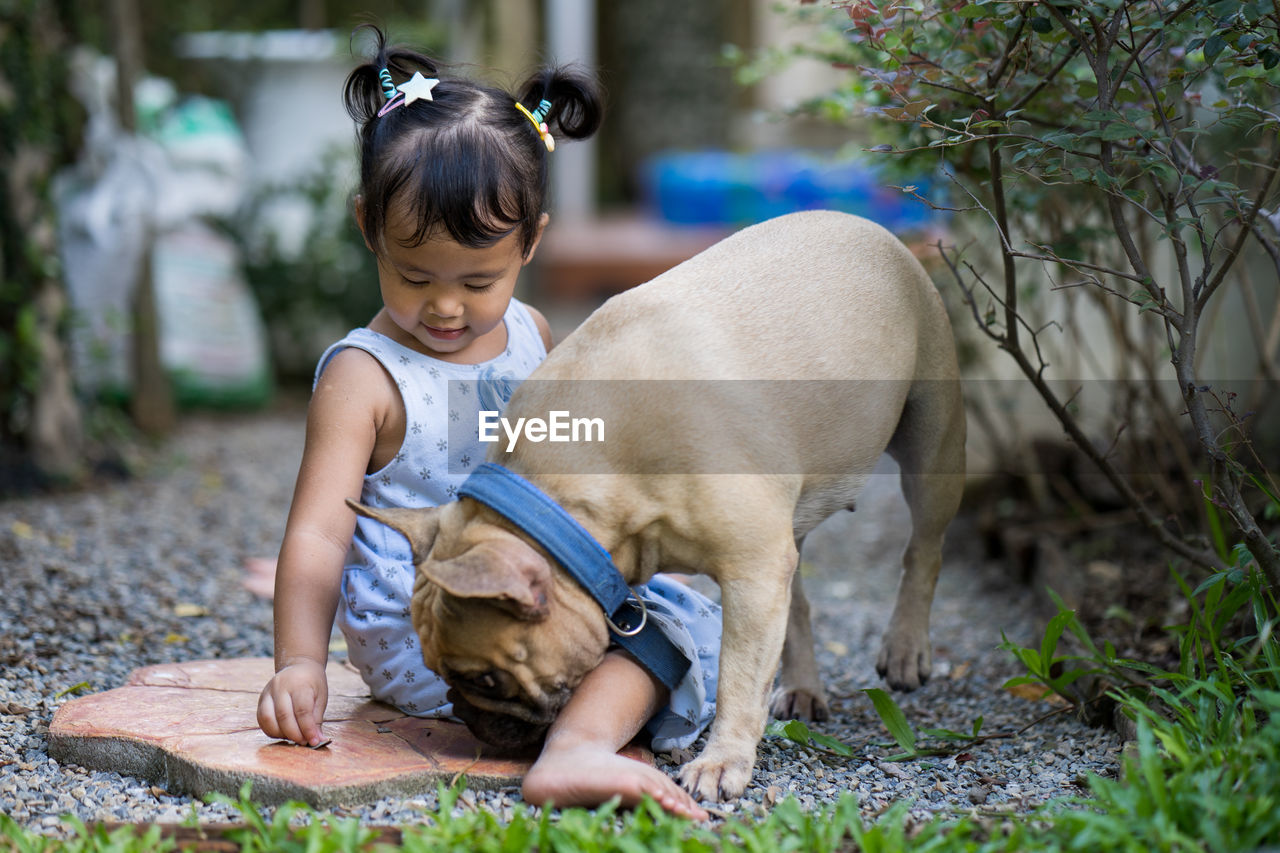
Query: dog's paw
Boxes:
[
  {"xmin": 677, "ymin": 749, "xmax": 754, "ymax": 802},
  {"xmin": 876, "ymin": 631, "xmax": 932, "ymax": 691},
  {"xmin": 768, "ymin": 686, "xmax": 830, "ymax": 722}
]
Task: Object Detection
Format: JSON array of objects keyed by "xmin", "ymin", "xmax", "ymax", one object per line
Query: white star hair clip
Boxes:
[{"xmin": 377, "ymin": 69, "xmax": 440, "ymax": 118}]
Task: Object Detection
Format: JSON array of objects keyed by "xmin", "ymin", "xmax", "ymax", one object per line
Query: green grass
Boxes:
[{"xmin": 6, "ymin": 562, "xmax": 1278, "ymax": 852}]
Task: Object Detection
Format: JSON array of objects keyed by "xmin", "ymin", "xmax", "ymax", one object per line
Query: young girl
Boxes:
[{"xmin": 256, "ymin": 28, "xmax": 719, "ymax": 819}]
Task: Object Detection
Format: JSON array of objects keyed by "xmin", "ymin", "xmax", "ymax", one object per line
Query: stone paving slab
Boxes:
[{"xmin": 48, "ymin": 658, "xmax": 543, "ymax": 808}]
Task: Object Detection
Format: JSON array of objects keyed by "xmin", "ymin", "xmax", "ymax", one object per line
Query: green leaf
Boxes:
[
  {"xmin": 1204, "ymin": 33, "xmax": 1227, "ymax": 62},
  {"xmin": 766, "ymin": 718, "xmax": 854, "ymax": 756},
  {"xmin": 1083, "ymin": 109, "xmax": 1123, "ymax": 123},
  {"xmin": 809, "ymin": 729, "xmax": 855, "ymax": 756},
  {"xmin": 1099, "ymin": 123, "xmax": 1136, "ymax": 141},
  {"xmin": 1147, "ymin": 161, "xmax": 1178, "ymax": 182},
  {"xmin": 54, "ymin": 681, "xmax": 91, "ymax": 698},
  {"xmin": 1010, "ymin": 645, "xmax": 1045, "ymax": 675},
  {"xmin": 919, "ymin": 726, "xmax": 975, "ymax": 741},
  {"xmin": 1136, "ymin": 718, "xmax": 1171, "ymax": 812},
  {"xmin": 1041, "ymin": 608, "xmax": 1073, "ymax": 671},
  {"xmin": 1203, "ymin": 482, "xmax": 1229, "ymax": 561},
  {"xmin": 1193, "ymin": 570, "xmax": 1231, "ymax": 598},
  {"xmin": 864, "ymin": 687, "xmax": 917, "ymax": 753},
  {"xmin": 1123, "ymin": 187, "xmax": 1148, "ymax": 205}
]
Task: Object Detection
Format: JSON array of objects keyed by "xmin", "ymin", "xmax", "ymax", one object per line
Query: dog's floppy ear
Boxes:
[
  {"xmin": 420, "ymin": 539, "xmax": 553, "ymax": 621},
  {"xmin": 346, "ymin": 500, "xmax": 440, "ymax": 563}
]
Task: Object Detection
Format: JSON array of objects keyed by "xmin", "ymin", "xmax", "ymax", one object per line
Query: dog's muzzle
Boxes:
[{"xmin": 447, "ymin": 688, "xmax": 566, "ymax": 751}]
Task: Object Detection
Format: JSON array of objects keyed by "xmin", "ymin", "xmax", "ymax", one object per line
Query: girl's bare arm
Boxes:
[{"xmin": 258, "ymin": 348, "xmax": 398, "ymax": 744}]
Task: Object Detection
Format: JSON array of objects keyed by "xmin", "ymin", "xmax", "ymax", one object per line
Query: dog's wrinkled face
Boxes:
[{"xmin": 347, "ymin": 499, "xmax": 610, "ymax": 750}]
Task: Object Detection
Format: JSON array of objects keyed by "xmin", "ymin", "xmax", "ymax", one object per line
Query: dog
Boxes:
[{"xmin": 351, "ymin": 210, "xmax": 966, "ymax": 802}]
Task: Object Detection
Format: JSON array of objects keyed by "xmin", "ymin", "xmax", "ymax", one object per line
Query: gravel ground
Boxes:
[{"xmin": 0, "ymin": 404, "xmax": 1122, "ymax": 834}]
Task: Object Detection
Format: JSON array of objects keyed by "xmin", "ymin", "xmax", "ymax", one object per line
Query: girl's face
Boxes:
[{"xmin": 362, "ymin": 202, "xmax": 545, "ymax": 363}]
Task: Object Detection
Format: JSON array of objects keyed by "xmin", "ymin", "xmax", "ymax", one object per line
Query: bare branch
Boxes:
[
  {"xmin": 937, "ymin": 241, "xmax": 1007, "ymax": 346},
  {"xmin": 1109, "ymin": 0, "xmax": 1198, "ymax": 99},
  {"xmin": 986, "ymin": 13, "xmax": 1026, "ymax": 91},
  {"xmin": 939, "ymin": 240, "xmax": 1218, "ymax": 568},
  {"xmin": 1196, "ymin": 143, "xmax": 1280, "ymax": 312},
  {"xmin": 1043, "ymin": 2, "xmax": 1099, "ymax": 65},
  {"xmin": 1007, "ymin": 249, "xmax": 1144, "ymax": 285},
  {"xmin": 987, "ymin": 135, "xmax": 1022, "ymax": 352},
  {"xmin": 1245, "ymin": 221, "xmax": 1280, "ymax": 382},
  {"xmin": 1010, "ymin": 40, "xmax": 1082, "ymax": 113}
]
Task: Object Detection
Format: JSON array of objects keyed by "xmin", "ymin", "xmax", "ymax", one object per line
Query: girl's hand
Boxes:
[{"xmin": 257, "ymin": 659, "xmax": 329, "ymax": 746}]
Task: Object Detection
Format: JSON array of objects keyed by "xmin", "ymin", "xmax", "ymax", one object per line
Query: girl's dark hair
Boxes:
[{"xmin": 344, "ymin": 25, "xmax": 603, "ymax": 258}]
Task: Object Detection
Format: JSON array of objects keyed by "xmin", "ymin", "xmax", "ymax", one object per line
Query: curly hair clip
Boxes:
[
  {"xmin": 377, "ymin": 69, "xmax": 440, "ymax": 118},
  {"xmin": 379, "ymin": 68, "xmax": 398, "ymax": 99},
  {"xmin": 514, "ymin": 98, "xmax": 555, "ymax": 152}
]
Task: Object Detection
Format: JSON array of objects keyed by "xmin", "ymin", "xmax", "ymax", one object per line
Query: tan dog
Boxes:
[{"xmin": 352, "ymin": 210, "xmax": 965, "ymax": 802}]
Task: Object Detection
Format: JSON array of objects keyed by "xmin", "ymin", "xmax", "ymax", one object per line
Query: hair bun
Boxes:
[{"xmin": 518, "ymin": 65, "xmax": 604, "ymax": 142}]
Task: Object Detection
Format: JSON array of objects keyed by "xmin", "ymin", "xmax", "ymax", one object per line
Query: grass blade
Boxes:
[{"xmin": 863, "ymin": 687, "xmax": 917, "ymax": 754}]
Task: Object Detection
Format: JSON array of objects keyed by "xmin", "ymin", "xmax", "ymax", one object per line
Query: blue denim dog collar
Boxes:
[{"xmin": 457, "ymin": 462, "xmax": 691, "ymax": 690}]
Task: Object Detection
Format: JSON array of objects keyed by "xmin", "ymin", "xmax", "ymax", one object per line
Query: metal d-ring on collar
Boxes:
[
  {"xmin": 606, "ymin": 589, "xmax": 648, "ymax": 637},
  {"xmin": 456, "ymin": 462, "xmax": 690, "ymax": 691}
]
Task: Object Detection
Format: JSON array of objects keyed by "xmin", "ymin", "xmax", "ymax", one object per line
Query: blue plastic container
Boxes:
[{"xmin": 644, "ymin": 150, "xmax": 940, "ymax": 232}]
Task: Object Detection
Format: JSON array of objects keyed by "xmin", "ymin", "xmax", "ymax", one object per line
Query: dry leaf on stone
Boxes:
[
  {"xmin": 967, "ymin": 785, "xmax": 991, "ymax": 804},
  {"xmin": 877, "ymin": 762, "xmax": 909, "ymax": 780}
]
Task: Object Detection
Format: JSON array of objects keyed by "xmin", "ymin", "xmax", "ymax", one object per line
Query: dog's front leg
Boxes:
[{"xmin": 678, "ymin": 546, "xmax": 796, "ymax": 802}]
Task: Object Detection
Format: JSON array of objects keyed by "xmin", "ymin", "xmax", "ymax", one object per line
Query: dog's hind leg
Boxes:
[
  {"xmin": 768, "ymin": 547, "xmax": 830, "ymax": 721},
  {"xmin": 878, "ymin": 378, "xmax": 966, "ymax": 691}
]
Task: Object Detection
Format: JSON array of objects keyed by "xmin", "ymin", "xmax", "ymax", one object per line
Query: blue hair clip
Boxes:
[{"xmin": 379, "ymin": 68, "xmax": 398, "ymax": 100}]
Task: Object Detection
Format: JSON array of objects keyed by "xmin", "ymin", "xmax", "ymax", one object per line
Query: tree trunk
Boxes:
[{"xmin": 111, "ymin": 0, "xmax": 174, "ymax": 435}]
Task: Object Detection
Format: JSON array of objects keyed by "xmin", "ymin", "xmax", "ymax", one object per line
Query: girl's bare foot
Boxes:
[{"xmin": 522, "ymin": 744, "xmax": 708, "ymax": 820}]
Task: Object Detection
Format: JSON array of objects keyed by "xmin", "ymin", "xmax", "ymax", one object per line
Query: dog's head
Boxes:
[{"xmin": 347, "ymin": 498, "xmax": 610, "ymax": 750}]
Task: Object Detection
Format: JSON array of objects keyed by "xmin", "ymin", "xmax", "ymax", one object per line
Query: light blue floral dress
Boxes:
[{"xmin": 318, "ymin": 299, "xmax": 721, "ymax": 751}]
